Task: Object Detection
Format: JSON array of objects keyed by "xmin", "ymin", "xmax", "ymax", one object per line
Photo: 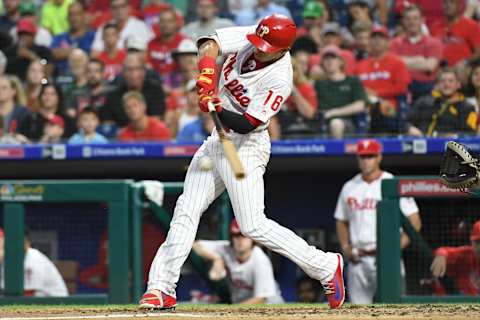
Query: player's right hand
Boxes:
[
  {"xmin": 430, "ymin": 255, "xmax": 447, "ymax": 277},
  {"xmin": 196, "ymin": 56, "xmax": 217, "ymax": 95},
  {"xmin": 199, "ymin": 94, "xmax": 222, "ymax": 113}
]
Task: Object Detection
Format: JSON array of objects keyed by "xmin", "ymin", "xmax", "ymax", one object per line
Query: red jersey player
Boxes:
[{"xmin": 431, "ymin": 220, "xmax": 480, "ymax": 295}]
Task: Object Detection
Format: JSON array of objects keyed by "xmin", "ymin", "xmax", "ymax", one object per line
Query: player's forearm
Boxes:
[
  {"xmin": 326, "ymin": 100, "xmax": 366, "ymax": 118},
  {"xmin": 336, "ymin": 220, "xmax": 350, "ymax": 250},
  {"xmin": 218, "ymin": 109, "xmax": 258, "ymax": 134},
  {"xmin": 192, "ymin": 241, "xmax": 223, "ymax": 262},
  {"xmin": 240, "ymin": 296, "xmax": 267, "ymax": 304},
  {"xmin": 198, "ymin": 39, "xmax": 220, "ymax": 60},
  {"xmin": 400, "ymin": 232, "xmax": 410, "ymax": 250},
  {"xmin": 403, "ymin": 56, "xmax": 439, "ymax": 72}
]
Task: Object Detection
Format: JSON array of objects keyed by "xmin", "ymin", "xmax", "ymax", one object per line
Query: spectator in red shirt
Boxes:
[
  {"xmin": 96, "ymin": 23, "xmax": 127, "ymax": 82},
  {"xmin": 431, "ymin": 0, "xmax": 480, "ymax": 67},
  {"xmin": 430, "ymin": 220, "xmax": 480, "ymax": 295},
  {"xmin": 147, "ymin": 7, "xmax": 187, "ymax": 90},
  {"xmin": 356, "ymin": 25, "xmax": 411, "ymax": 133},
  {"xmin": 390, "ymin": 5, "xmax": 443, "ymax": 103},
  {"xmin": 117, "ymin": 91, "xmax": 171, "ymax": 142}
]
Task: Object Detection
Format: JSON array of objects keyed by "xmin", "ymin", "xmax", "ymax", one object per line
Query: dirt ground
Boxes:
[{"xmin": 1, "ymin": 304, "xmax": 480, "ymax": 320}]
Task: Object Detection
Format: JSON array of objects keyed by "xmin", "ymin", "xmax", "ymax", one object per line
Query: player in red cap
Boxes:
[
  {"xmin": 191, "ymin": 219, "xmax": 284, "ymax": 304},
  {"xmin": 334, "ymin": 139, "xmax": 421, "ymax": 304},
  {"xmin": 431, "ymin": 220, "xmax": 480, "ymax": 295},
  {"xmin": 141, "ymin": 14, "xmax": 345, "ymax": 310}
]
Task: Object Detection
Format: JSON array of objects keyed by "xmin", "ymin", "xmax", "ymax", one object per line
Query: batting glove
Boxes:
[
  {"xmin": 199, "ymin": 94, "xmax": 222, "ymax": 113},
  {"xmin": 196, "ymin": 56, "xmax": 217, "ymax": 95}
]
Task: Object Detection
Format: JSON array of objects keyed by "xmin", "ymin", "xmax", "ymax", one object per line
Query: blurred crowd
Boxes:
[{"xmin": 1, "ymin": 0, "xmax": 480, "ymax": 144}]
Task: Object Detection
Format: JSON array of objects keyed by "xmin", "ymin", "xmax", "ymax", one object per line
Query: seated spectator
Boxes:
[
  {"xmin": 356, "ymin": 26, "xmax": 410, "ymax": 134},
  {"xmin": 346, "ymin": 1, "xmax": 376, "ymax": 33},
  {"xmin": 0, "ymin": 0, "xmax": 21, "ymax": 33},
  {"xmin": 309, "ymin": 23, "xmax": 356, "ymax": 75},
  {"xmin": 63, "ymin": 49, "xmax": 88, "ymax": 117},
  {"xmin": 142, "ymin": 0, "xmax": 173, "ymax": 29},
  {"xmin": 182, "ymin": 0, "xmax": 235, "ymax": 41},
  {"xmin": 126, "ymin": 35, "xmax": 148, "ymax": 61},
  {"xmin": 234, "ymin": 0, "xmax": 292, "ymax": 26},
  {"xmin": 66, "ymin": 59, "xmax": 112, "ymax": 119},
  {"xmin": 40, "ymin": 114, "xmax": 65, "ymax": 144},
  {"xmin": 0, "ymin": 74, "xmax": 29, "ymax": 138},
  {"xmin": 4, "ymin": 17, "xmax": 52, "ymax": 81},
  {"xmin": 296, "ymin": 1, "xmax": 325, "ymax": 44},
  {"xmin": 91, "ymin": 0, "xmax": 153, "ymax": 53},
  {"xmin": 176, "ymin": 112, "xmax": 214, "ymax": 143},
  {"xmin": 174, "ymin": 80, "xmax": 209, "ymax": 141},
  {"xmin": 171, "ymin": 39, "xmax": 198, "ymax": 88},
  {"xmin": 0, "ymin": 114, "xmax": 29, "ymax": 144},
  {"xmin": 351, "ymin": 20, "xmax": 371, "ymax": 62},
  {"xmin": 147, "ymin": 8, "xmax": 187, "ymax": 90},
  {"xmin": 18, "ymin": 83, "xmax": 72, "ymax": 141},
  {"xmin": 117, "ymin": 91, "xmax": 171, "ymax": 142},
  {"xmin": 68, "ymin": 107, "xmax": 108, "ymax": 144},
  {"xmin": 87, "ymin": 0, "xmax": 143, "ymax": 30},
  {"xmin": 50, "ymin": 1, "xmax": 95, "ymax": 76},
  {"xmin": 465, "ymin": 63, "xmax": 480, "ymax": 113},
  {"xmin": 296, "ymin": 275, "xmax": 322, "ymax": 303},
  {"xmin": 390, "ymin": 5, "xmax": 443, "ymax": 103},
  {"xmin": 430, "ymin": 0, "xmax": 480, "ymax": 67},
  {"xmin": 192, "ymin": 219, "xmax": 284, "ymax": 304},
  {"xmin": 101, "ymin": 53, "xmax": 166, "ymax": 127},
  {"xmin": 41, "ymin": 0, "xmax": 74, "ymax": 36},
  {"xmin": 0, "ymin": 228, "xmax": 69, "ymax": 297},
  {"xmin": 96, "ymin": 23, "xmax": 127, "ymax": 82},
  {"xmin": 408, "ymin": 68, "xmax": 477, "ymax": 137},
  {"xmin": 315, "ymin": 46, "xmax": 368, "ymax": 138},
  {"xmin": 9, "ymin": 2, "xmax": 53, "ymax": 48},
  {"xmin": 430, "ymin": 220, "xmax": 480, "ymax": 295},
  {"xmin": 275, "ymin": 56, "xmax": 319, "ymax": 139},
  {"xmin": 394, "ymin": 0, "xmax": 444, "ymax": 35},
  {"xmin": 25, "ymin": 60, "xmax": 47, "ymax": 112}
]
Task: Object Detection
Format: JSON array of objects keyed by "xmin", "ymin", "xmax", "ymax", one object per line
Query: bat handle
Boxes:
[{"xmin": 207, "ymin": 101, "xmax": 216, "ymax": 113}]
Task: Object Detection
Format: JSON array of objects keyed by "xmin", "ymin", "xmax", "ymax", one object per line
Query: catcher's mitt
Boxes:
[{"xmin": 439, "ymin": 141, "xmax": 480, "ymax": 190}]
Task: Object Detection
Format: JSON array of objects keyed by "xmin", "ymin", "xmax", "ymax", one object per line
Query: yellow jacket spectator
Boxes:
[{"xmin": 41, "ymin": 0, "xmax": 74, "ymax": 36}]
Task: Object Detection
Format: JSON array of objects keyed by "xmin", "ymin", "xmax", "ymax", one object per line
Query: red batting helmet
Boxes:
[{"xmin": 246, "ymin": 14, "xmax": 297, "ymax": 53}]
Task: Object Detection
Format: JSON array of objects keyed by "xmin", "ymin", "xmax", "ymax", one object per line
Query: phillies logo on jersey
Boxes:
[
  {"xmin": 257, "ymin": 26, "xmax": 270, "ymax": 38},
  {"xmin": 347, "ymin": 197, "xmax": 377, "ymax": 211},
  {"xmin": 225, "ymin": 79, "xmax": 251, "ymax": 107},
  {"xmin": 223, "ymin": 53, "xmax": 238, "ymax": 81},
  {"xmin": 358, "ymin": 71, "xmax": 392, "ymax": 81}
]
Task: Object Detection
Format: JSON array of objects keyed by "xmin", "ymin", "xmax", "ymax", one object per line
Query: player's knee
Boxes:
[{"xmin": 236, "ymin": 217, "xmax": 265, "ymax": 239}]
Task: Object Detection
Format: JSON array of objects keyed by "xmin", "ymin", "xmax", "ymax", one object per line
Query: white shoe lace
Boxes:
[{"xmin": 322, "ymin": 280, "xmax": 335, "ymax": 295}]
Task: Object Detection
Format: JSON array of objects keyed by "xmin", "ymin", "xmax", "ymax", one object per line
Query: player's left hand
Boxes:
[{"xmin": 199, "ymin": 94, "xmax": 222, "ymax": 113}]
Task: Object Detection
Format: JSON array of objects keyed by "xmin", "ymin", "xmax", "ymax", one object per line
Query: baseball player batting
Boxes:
[{"xmin": 139, "ymin": 14, "xmax": 345, "ymax": 310}]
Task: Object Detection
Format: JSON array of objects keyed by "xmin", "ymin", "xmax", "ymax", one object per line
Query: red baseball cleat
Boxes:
[
  {"xmin": 139, "ymin": 290, "xmax": 177, "ymax": 310},
  {"xmin": 322, "ymin": 253, "xmax": 345, "ymax": 309}
]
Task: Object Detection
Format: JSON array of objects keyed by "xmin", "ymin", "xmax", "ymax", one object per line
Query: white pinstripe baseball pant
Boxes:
[{"xmin": 147, "ymin": 129, "xmax": 339, "ymax": 296}]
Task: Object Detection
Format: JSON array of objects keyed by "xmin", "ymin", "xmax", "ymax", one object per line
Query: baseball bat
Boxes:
[{"xmin": 207, "ymin": 101, "xmax": 245, "ymax": 179}]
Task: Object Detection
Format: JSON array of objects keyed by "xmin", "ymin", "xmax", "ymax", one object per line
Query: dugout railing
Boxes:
[
  {"xmin": 377, "ymin": 176, "xmax": 479, "ymax": 303},
  {"xmin": 0, "ymin": 179, "xmax": 233, "ymax": 304}
]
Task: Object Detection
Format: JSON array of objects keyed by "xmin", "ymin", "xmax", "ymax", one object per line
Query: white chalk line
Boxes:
[{"xmin": 0, "ymin": 312, "xmax": 215, "ymax": 320}]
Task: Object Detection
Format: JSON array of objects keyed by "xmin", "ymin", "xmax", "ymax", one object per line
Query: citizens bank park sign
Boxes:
[{"xmin": 398, "ymin": 179, "xmax": 467, "ymax": 197}]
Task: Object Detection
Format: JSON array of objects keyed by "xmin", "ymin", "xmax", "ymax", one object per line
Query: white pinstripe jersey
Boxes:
[{"xmin": 204, "ymin": 26, "xmax": 293, "ymax": 131}]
